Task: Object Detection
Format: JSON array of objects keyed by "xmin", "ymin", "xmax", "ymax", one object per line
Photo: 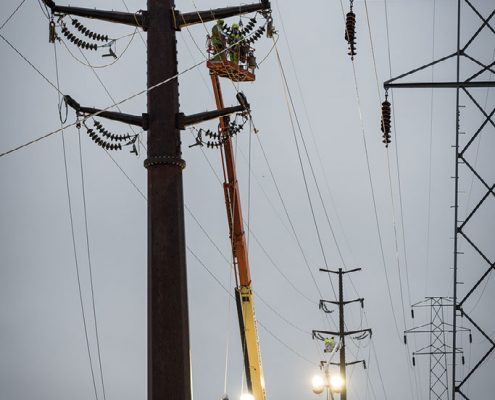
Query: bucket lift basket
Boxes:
[{"xmin": 206, "ymin": 36, "xmax": 256, "ymax": 82}]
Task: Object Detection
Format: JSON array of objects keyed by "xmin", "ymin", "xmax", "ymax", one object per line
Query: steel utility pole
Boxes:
[
  {"xmin": 383, "ymin": 1, "xmax": 495, "ymax": 398},
  {"xmin": 42, "ymin": 1, "xmax": 271, "ymax": 400},
  {"xmin": 313, "ymin": 268, "xmax": 371, "ymax": 400}
]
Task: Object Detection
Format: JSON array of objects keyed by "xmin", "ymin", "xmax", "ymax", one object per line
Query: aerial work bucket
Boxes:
[{"xmin": 206, "ymin": 20, "xmax": 256, "ymax": 82}]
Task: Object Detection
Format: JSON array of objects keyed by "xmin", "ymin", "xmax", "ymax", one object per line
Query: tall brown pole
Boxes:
[
  {"xmin": 41, "ymin": 2, "xmax": 270, "ymax": 400},
  {"xmin": 145, "ymin": 1, "xmax": 191, "ymax": 400}
]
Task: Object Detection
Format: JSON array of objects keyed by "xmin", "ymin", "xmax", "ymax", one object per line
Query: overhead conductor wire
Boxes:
[
  {"xmin": 53, "ymin": 41, "xmax": 99, "ymax": 400},
  {"xmin": 424, "ymin": 0, "xmax": 437, "ymax": 297},
  {"xmin": 76, "ymin": 122, "xmax": 107, "ymax": 400},
  {"xmin": 273, "ymin": 3, "xmax": 372, "ymax": 361},
  {"xmin": 1, "ymin": 17, "xmax": 264, "ymax": 159},
  {"xmin": 271, "ymin": 12, "xmax": 376, "ymax": 392},
  {"xmin": 183, "ymin": 2, "xmax": 323, "ymax": 368},
  {"xmin": 318, "ymin": 0, "xmax": 414, "ymax": 398},
  {"xmin": 273, "ymin": 0, "xmax": 355, "ymax": 267},
  {"xmin": 273, "ymin": 43, "xmax": 338, "ymax": 301},
  {"xmin": 182, "ymin": 5, "xmax": 327, "ymax": 330},
  {"xmin": 382, "ymin": 0, "xmax": 427, "ymax": 397},
  {"xmin": 0, "ymin": 0, "xmax": 27, "ymax": 31}
]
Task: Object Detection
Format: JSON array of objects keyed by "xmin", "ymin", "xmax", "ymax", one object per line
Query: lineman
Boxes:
[
  {"xmin": 324, "ymin": 337, "xmax": 336, "ymax": 353},
  {"xmin": 211, "ymin": 19, "xmax": 227, "ymax": 61},
  {"xmin": 228, "ymin": 22, "xmax": 242, "ymax": 64}
]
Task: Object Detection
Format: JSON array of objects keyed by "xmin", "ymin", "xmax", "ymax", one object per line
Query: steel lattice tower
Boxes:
[
  {"xmin": 384, "ymin": 1, "xmax": 494, "ymax": 398},
  {"xmin": 405, "ymin": 298, "xmax": 470, "ymax": 400}
]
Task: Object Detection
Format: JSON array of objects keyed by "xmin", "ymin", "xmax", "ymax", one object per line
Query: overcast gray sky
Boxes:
[{"xmin": 1, "ymin": 0, "xmax": 494, "ymax": 400}]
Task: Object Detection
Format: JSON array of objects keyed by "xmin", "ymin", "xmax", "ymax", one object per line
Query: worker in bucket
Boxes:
[
  {"xmin": 228, "ymin": 22, "xmax": 242, "ymax": 64},
  {"xmin": 324, "ymin": 337, "xmax": 336, "ymax": 353},
  {"xmin": 211, "ymin": 19, "xmax": 227, "ymax": 61}
]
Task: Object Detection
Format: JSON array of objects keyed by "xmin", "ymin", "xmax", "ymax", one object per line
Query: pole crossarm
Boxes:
[
  {"xmin": 64, "ymin": 95, "xmax": 148, "ymax": 129},
  {"xmin": 42, "ymin": 0, "xmax": 147, "ymax": 29},
  {"xmin": 42, "ymin": 0, "xmax": 271, "ymax": 31},
  {"xmin": 319, "ymin": 267, "xmax": 362, "ymax": 274},
  {"xmin": 329, "ymin": 360, "xmax": 366, "ymax": 368},
  {"xmin": 174, "ymin": 1, "xmax": 271, "ymax": 29},
  {"xmin": 320, "ymin": 298, "xmax": 364, "ymax": 308},
  {"xmin": 312, "ymin": 329, "xmax": 372, "ymax": 339},
  {"xmin": 177, "ymin": 105, "xmax": 245, "ymax": 129},
  {"xmin": 385, "ymin": 81, "xmax": 495, "ymax": 89}
]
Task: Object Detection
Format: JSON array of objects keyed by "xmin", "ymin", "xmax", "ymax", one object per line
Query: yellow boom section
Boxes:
[
  {"xmin": 236, "ymin": 286, "xmax": 266, "ymax": 400},
  {"xmin": 210, "ymin": 72, "xmax": 266, "ymax": 400}
]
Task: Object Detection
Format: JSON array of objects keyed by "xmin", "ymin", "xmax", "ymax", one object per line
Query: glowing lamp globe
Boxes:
[
  {"xmin": 311, "ymin": 375, "xmax": 325, "ymax": 395},
  {"xmin": 329, "ymin": 375, "xmax": 344, "ymax": 393}
]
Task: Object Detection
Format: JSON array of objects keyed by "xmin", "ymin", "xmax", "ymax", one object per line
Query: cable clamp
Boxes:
[{"xmin": 144, "ymin": 155, "xmax": 186, "ymax": 170}]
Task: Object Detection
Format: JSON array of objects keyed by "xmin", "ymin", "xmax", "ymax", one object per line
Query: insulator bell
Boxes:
[
  {"xmin": 72, "ymin": 18, "xmax": 109, "ymax": 43},
  {"xmin": 345, "ymin": 11, "xmax": 357, "ymax": 59},
  {"xmin": 381, "ymin": 99, "xmax": 392, "ymax": 147}
]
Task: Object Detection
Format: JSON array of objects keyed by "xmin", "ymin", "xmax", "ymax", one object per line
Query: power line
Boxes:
[
  {"xmin": 424, "ymin": 0, "xmax": 437, "ymax": 297},
  {"xmin": 59, "ymin": 27, "xmax": 138, "ymax": 69},
  {"xmin": 274, "ymin": 41, "xmax": 345, "ymax": 271},
  {"xmin": 0, "ymin": 0, "xmax": 27, "ymax": 31},
  {"xmin": 0, "ymin": 22, "xmax": 267, "ymax": 159},
  {"xmin": 0, "ymin": 56, "xmax": 206, "ymax": 158},
  {"xmin": 274, "ymin": 0, "xmax": 355, "ymax": 266},
  {"xmin": 190, "ymin": 130, "xmax": 317, "ymax": 305},
  {"xmin": 53, "ymin": 43, "xmax": 99, "ymax": 400},
  {"xmin": 273, "ymin": 44, "xmax": 337, "ymax": 300},
  {"xmin": 94, "ymin": 144, "xmax": 315, "ymax": 351},
  {"xmin": 187, "ymin": 244, "xmax": 317, "ymax": 366},
  {"xmin": 0, "ymin": 32, "xmax": 63, "ymax": 95},
  {"xmin": 77, "ymin": 125, "xmax": 107, "ymax": 400},
  {"xmin": 381, "ymin": 0, "xmax": 433, "ymax": 398}
]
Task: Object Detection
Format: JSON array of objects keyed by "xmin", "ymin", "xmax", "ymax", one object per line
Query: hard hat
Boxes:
[{"xmin": 232, "ymin": 23, "xmax": 239, "ymax": 29}]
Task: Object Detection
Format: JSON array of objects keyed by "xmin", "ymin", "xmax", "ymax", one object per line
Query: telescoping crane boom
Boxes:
[{"xmin": 207, "ymin": 27, "xmax": 266, "ymax": 400}]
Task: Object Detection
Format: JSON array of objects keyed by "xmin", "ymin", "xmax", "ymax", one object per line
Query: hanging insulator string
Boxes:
[
  {"xmin": 345, "ymin": 1, "xmax": 357, "ymax": 60},
  {"xmin": 381, "ymin": 92, "xmax": 392, "ymax": 147}
]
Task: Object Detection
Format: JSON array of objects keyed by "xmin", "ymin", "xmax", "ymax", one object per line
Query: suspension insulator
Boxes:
[
  {"xmin": 72, "ymin": 18, "xmax": 109, "ymax": 42},
  {"xmin": 381, "ymin": 99, "xmax": 392, "ymax": 147},
  {"xmin": 345, "ymin": 11, "xmax": 357, "ymax": 59},
  {"xmin": 61, "ymin": 24, "xmax": 98, "ymax": 50}
]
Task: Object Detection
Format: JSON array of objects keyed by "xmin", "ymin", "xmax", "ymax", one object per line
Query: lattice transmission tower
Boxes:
[
  {"xmin": 383, "ymin": 1, "xmax": 495, "ymax": 399},
  {"xmin": 405, "ymin": 297, "xmax": 471, "ymax": 400}
]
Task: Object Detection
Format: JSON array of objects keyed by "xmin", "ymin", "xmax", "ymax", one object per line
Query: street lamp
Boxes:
[
  {"xmin": 311, "ymin": 375, "xmax": 325, "ymax": 395},
  {"xmin": 311, "ymin": 366, "xmax": 345, "ymax": 400},
  {"xmin": 329, "ymin": 374, "xmax": 344, "ymax": 393}
]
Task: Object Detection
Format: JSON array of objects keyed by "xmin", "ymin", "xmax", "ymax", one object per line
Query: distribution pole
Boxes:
[
  {"xmin": 41, "ymin": 1, "xmax": 271, "ymax": 400},
  {"xmin": 337, "ymin": 269, "xmax": 347, "ymax": 397},
  {"xmin": 145, "ymin": 3, "xmax": 188, "ymax": 400},
  {"xmin": 313, "ymin": 268, "xmax": 371, "ymax": 400}
]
